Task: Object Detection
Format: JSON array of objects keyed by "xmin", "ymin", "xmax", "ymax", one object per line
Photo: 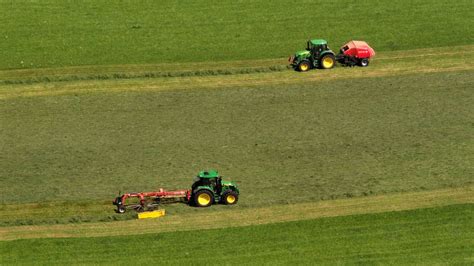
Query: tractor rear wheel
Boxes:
[
  {"xmin": 320, "ymin": 54, "xmax": 335, "ymax": 69},
  {"xmin": 298, "ymin": 60, "xmax": 311, "ymax": 72},
  {"xmin": 359, "ymin": 58, "xmax": 369, "ymax": 67},
  {"xmin": 221, "ymin": 191, "xmax": 239, "ymax": 205},
  {"xmin": 194, "ymin": 190, "xmax": 214, "ymax": 207}
]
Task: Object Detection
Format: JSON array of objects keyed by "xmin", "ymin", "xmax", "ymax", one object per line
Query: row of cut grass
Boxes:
[
  {"xmin": 1, "ymin": 186, "xmax": 472, "ymax": 239},
  {"xmin": 0, "ymin": 45, "xmax": 472, "ymax": 88},
  {"xmin": 1, "ymin": 45, "xmax": 473, "ymax": 100}
]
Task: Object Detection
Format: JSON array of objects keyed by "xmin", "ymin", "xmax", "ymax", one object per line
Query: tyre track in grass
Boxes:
[
  {"xmin": 0, "ymin": 45, "xmax": 473, "ymax": 100},
  {"xmin": 0, "ymin": 186, "xmax": 472, "ymax": 241}
]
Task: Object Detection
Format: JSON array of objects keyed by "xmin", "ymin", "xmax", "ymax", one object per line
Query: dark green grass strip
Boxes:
[
  {"xmin": 0, "ymin": 0, "xmax": 472, "ymax": 69},
  {"xmin": 1, "ymin": 204, "xmax": 472, "ymax": 265}
]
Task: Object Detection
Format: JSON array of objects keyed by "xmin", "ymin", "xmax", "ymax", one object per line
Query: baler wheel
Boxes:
[
  {"xmin": 222, "ymin": 191, "xmax": 239, "ymax": 205},
  {"xmin": 194, "ymin": 190, "xmax": 214, "ymax": 207},
  {"xmin": 298, "ymin": 60, "xmax": 311, "ymax": 72},
  {"xmin": 359, "ymin": 58, "xmax": 369, "ymax": 67},
  {"xmin": 320, "ymin": 54, "xmax": 335, "ymax": 69}
]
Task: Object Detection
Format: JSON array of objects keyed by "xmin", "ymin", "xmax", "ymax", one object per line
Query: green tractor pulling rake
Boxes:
[
  {"xmin": 191, "ymin": 170, "xmax": 240, "ymax": 207},
  {"xmin": 113, "ymin": 170, "xmax": 239, "ymax": 213}
]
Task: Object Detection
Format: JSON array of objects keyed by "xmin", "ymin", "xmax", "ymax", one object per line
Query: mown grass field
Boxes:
[
  {"xmin": 0, "ymin": 0, "xmax": 473, "ymax": 69},
  {"xmin": 1, "ymin": 0, "xmax": 473, "ymax": 264},
  {"xmin": 2, "ymin": 204, "xmax": 473, "ymax": 265},
  {"xmin": 2, "ymin": 57, "xmax": 473, "ymax": 207}
]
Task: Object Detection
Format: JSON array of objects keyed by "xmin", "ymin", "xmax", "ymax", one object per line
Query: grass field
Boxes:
[
  {"xmin": 0, "ymin": 0, "xmax": 473, "ymax": 69},
  {"xmin": 2, "ymin": 51, "xmax": 473, "ymax": 207},
  {"xmin": 1, "ymin": 0, "xmax": 473, "ymax": 264},
  {"xmin": 2, "ymin": 204, "xmax": 473, "ymax": 265}
]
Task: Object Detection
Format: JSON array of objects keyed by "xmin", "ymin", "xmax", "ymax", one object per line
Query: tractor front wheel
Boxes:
[
  {"xmin": 359, "ymin": 58, "xmax": 369, "ymax": 67},
  {"xmin": 298, "ymin": 60, "xmax": 311, "ymax": 72},
  {"xmin": 194, "ymin": 190, "xmax": 214, "ymax": 207},
  {"xmin": 221, "ymin": 191, "xmax": 239, "ymax": 205},
  {"xmin": 320, "ymin": 54, "xmax": 335, "ymax": 69}
]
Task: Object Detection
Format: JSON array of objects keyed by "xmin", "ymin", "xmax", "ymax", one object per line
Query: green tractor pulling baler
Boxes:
[
  {"xmin": 191, "ymin": 170, "xmax": 240, "ymax": 207},
  {"xmin": 289, "ymin": 39, "xmax": 336, "ymax": 72}
]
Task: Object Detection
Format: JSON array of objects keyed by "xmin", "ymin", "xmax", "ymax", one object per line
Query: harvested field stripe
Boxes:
[
  {"xmin": 1, "ymin": 186, "xmax": 472, "ymax": 241},
  {"xmin": 0, "ymin": 46, "xmax": 472, "ymax": 81},
  {"xmin": 0, "ymin": 45, "xmax": 473, "ymax": 100},
  {"xmin": 0, "ymin": 45, "xmax": 472, "ymax": 87}
]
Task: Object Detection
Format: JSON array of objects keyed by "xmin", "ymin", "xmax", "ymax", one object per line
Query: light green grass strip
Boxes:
[
  {"xmin": 1, "ymin": 204, "xmax": 473, "ymax": 265},
  {"xmin": 0, "ymin": 45, "xmax": 472, "ymax": 83},
  {"xmin": 0, "ymin": 45, "xmax": 472, "ymax": 99},
  {"xmin": 1, "ymin": 186, "xmax": 472, "ymax": 241}
]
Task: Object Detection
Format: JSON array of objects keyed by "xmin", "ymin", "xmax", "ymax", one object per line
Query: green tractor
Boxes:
[
  {"xmin": 289, "ymin": 39, "xmax": 336, "ymax": 72},
  {"xmin": 191, "ymin": 170, "xmax": 240, "ymax": 207}
]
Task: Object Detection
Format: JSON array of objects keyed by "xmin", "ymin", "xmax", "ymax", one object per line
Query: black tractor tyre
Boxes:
[
  {"xmin": 297, "ymin": 60, "xmax": 311, "ymax": 72},
  {"xmin": 221, "ymin": 190, "xmax": 239, "ymax": 205},
  {"xmin": 319, "ymin": 54, "xmax": 336, "ymax": 69},
  {"xmin": 193, "ymin": 190, "xmax": 214, "ymax": 207},
  {"xmin": 359, "ymin": 58, "xmax": 369, "ymax": 67}
]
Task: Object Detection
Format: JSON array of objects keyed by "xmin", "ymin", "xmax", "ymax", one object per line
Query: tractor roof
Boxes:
[
  {"xmin": 309, "ymin": 39, "xmax": 327, "ymax": 45},
  {"xmin": 198, "ymin": 169, "xmax": 219, "ymax": 179}
]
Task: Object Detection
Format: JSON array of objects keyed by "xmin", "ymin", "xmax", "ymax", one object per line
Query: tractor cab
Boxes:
[
  {"xmin": 290, "ymin": 39, "xmax": 336, "ymax": 71},
  {"xmin": 192, "ymin": 170, "xmax": 222, "ymax": 193},
  {"xmin": 191, "ymin": 169, "xmax": 240, "ymax": 207},
  {"xmin": 307, "ymin": 39, "xmax": 329, "ymax": 56}
]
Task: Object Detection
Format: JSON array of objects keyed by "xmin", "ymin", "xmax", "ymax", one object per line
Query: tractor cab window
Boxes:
[
  {"xmin": 312, "ymin": 44, "xmax": 326, "ymax": 53},
  {"xmin": 192, "ymin": 177, "xmax": 211, "ymax": 191}
]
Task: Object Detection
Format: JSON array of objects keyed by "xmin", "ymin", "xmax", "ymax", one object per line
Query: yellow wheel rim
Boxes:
[
  {"xmin": 197, "ymin": 193, "xmax": 211, "ymax": 206},
  {"xmin": 322, "ymin": 57, "xmax": 334, "ymax": 68},
  {"xmin": 226, "ymin": 195, "xmax": 236, "ymax": 204},
  {"xmin": 300, "ymin": 63, "xmax": 309, "ymax": 71}
]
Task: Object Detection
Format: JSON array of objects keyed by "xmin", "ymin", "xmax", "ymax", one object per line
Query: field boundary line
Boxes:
[{"xmin": 1, "ymin": 186, "xmax": 472, "ymax": 241}]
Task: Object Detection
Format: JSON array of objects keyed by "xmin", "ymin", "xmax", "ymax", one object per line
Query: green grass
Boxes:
[
  {"xmin": 2, "ymin": 204, "xmax": 472, "ymax": 264},
  {"xmin": 0, "ymin": 0, "xmax": 472, "ymax": 69},
  {"xmin": 1, "ymin": 71, "xmax": 473, "ymax": 207},
  {"xmin": 1, "ymin": 1, "xmax": 472, "ymax": 262}
]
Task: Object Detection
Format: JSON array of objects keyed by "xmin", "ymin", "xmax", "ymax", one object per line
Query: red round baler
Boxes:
[{"xmin": 336, "ymin": 40, "xmax": 375, "ymax": 67}]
